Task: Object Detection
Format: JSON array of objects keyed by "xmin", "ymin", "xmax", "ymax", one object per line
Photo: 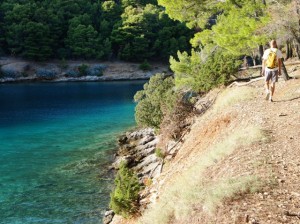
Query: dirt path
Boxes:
[{"xmin": 195, "ymin": 77, "xmax": 299, "ymax": 224}]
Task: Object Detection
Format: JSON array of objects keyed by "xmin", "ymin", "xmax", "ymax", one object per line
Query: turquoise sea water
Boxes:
[{"xmin": 0, "ymin": 81, "xmax": 145, "ymax": 224}]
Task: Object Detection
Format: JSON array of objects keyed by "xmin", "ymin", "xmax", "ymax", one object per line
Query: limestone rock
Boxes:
[
  {"xmin": 112, "ymin": 155, "xmax": 134, "ymax": 169},
  {"xmin": 1, "ymin": 62, "xmax": 31, "ymax": 78},
  {"xmin": 103, "ymin": 210, "xmax": 115, "ymax": 224}
]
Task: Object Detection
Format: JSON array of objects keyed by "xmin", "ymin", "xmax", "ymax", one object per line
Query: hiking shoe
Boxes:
[
  {"xmin": 269, "ymin": 97, "xmax": 273, "ymax": 102},
  {"xmin": 265, "ymin": 91, "xmax": 270, "ymax": 100}
]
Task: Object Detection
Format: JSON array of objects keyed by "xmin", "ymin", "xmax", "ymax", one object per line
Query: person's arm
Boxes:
[
  {"xmin": 278, "ymin": 57, "xmax": 282, "ymax": 76},
  {"xmin": 277, "ymin": 50, "xmax": 283, "ymax": 76},
  {"xmin": 261, "ymin": 50, "xmax": 267, "ymax": 76},
  {"xmin": 261, "ymin": 59, "xmax": 265, "ymax": 76}
]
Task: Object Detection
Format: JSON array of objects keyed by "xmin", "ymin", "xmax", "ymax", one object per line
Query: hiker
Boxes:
[{"xmin": 261, "ymin": 40, "xmax": 283, "ymax": 102}]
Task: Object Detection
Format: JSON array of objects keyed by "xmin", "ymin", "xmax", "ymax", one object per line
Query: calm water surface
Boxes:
[{"xmin": 0, "ymin": 81, "xmax": 145, "ymax": 224}]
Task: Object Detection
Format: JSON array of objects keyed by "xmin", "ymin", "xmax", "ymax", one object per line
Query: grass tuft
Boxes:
[
  {"xmin": 213, "ymin": 86, "xmax": 257, "ymax": 111},
  {"xmin": 141, "ymin": 125, "xmax": 265, "ymax": 224}
]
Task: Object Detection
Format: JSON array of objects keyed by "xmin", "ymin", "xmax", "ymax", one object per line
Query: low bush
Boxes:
[
  {"xmin": 139, "ymin": 60, "xmax": 152, "ymax": 71},
  {"xmin": 110, "ymin": 163, "xmax": 141, "ymax": 218},
  {"xmin": 59, "ymin": 58, "xmax": 68, "ymax": 70},
  {"xmin": 86, "ymin": 64, "xmax": 107, "ymax": 76},
  {"xmin": 65, "ymin": 69, "xmax": 80, "ymax": 77},
  {"xmin": 134, "ymin": 73, "xmax": 176, "ymax": 129},
  {"xmin": 155, "ymin": 148, "xmax": 166, "ymax": 159},
  {"xmin": 159, "ymin": 92, "xmax": 195, "ymax": 143},
  {"xmin": 1, "ymin": 68, "xmax": 21, "ymax": 78},
  {"xmin": 170, "ymin": 49, "xmax": 241, "ymax": 93},
  {"xmin": 36, "ymin": 68, "xmax": 58, "ymax": 80},
  {"xmin": 78, "ymin": 64, "xmax": 89, "ymax": 76}
]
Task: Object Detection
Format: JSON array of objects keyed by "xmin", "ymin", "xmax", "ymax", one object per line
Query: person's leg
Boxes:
[
  {"xmin": 265, "ymin": 81, "xmax": 270, "ymax": 92},
  {"xmin": 264, "ymin": 71, "xmax": 271, "ymax": 100},
  {"xmin": 269, "ymin": 71, "xmax": 278, "ymax": 102},
  {"xmin": 270, "ymin": 82, "xmax": 275, "ymax": 101}
]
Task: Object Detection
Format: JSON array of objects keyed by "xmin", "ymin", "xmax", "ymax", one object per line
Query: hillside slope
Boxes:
[{"xmin": 111, "ymin": 72, "xmax": 300, "ymax": 224}]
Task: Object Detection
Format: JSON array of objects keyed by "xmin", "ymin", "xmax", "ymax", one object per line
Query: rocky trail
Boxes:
[{"xmin": 203, "ymin": 76, "xmax": 300, "ymax": 224}]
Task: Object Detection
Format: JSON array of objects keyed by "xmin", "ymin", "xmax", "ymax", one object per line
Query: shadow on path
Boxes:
[{"xmin": 274, "ymin": 96, "xmax": 300, "ymax": 102}]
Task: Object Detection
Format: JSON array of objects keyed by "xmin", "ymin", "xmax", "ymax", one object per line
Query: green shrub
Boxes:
[
  {"xmin": 155, "ymin": 148, "xmax": 165, "ymax": 159},
  {"xmin": 139, "ymin": 60, "xmax": 152, "ymax": 71},
  {"xmin": 134, "ymin": 73, "xmax": 177, "ymax": 129},
  {"xmin": 59, "ymin": 58, "xmax": 68, "ymax": 70},
  {"xmin": 109, "ymin": 163, "xmax": 141, "ymax": 218},
  {"xmin": 170, "ymin": 49, "xmax": 242, "ymax": 93},
  {"xmin": 78, "ymin": 64, "xmax": 89, "ymax": 76},
  {"xmin": 159, "ymin": 93, "xmax": 194, "ymax": 141}
]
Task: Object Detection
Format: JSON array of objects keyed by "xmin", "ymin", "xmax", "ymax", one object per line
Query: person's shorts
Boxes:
[{"xmin": 265, "ymin": 70, "xmax": 278, "ymax": 83}]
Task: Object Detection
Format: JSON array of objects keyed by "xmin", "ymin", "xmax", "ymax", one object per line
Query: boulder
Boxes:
[
  {"xmin": 86, "ymin": 64, "xmax": 107, "ymax": 76},
  {"xmin": 118, "ymin": 135, "xmax": 128, "ymax": 145},
  {"xmin": 112, "ymin": 155, "xmax": 134, "ymax": 169},
  {"xmin": 134, "ymin": 154, "xmax": 158, "ymax": 172},
  {"xmin": 1, "ymin": 62, "xmax": 31, "ymax": 78},
  {"xmin": 127, "ymin": 128, "xmax": 154, "ymax": 140},
  {"xmin": 135, "ymin": 146, "xmax": 156, "ymax": 161},
  {"xmin": 65, "ymin": 67, "xmax": 80, "ymax": 77},
  {"xmin": 139, "ymin": 161, "xmax": 160, "ymax": 177},
  {"xmin": 118, "ymin": 144, "xmax": 135, "ymax": 156},
  {"xmin": 36, "ymin": 67, "xmax": 59, "ymax": 80},
  {"xmin": 103, "ymin": 210, "xmax": 115, "ymax": 224},
  {"xmin": 139, "ymin": 135, "xmax": 155, "ymax": 145}
]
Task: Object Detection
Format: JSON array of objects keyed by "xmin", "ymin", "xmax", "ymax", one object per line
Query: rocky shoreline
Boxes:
[
  {"xmin": 0, "ymin": 58, "xmax": 169, "ymax": 83},
  {"xmin": 103, "ymin": 128, "xmax": 162, "ymax": 224}
]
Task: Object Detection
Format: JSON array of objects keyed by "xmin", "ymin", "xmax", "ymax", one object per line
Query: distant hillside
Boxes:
[{"xmin": 0, "ymin": 0, "xmax": 192, "ymax": 61}]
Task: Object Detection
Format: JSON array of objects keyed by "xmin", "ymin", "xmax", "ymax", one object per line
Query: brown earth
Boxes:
[
  {"xmin": 110, "ymin": 67, "xmax": 300, "ymax": 224},
  {"xmin": 174, "ymin": 74, "xmax": 300, "ymax": 224}
]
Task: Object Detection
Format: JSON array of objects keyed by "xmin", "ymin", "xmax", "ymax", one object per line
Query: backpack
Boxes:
[{"xmin": 266, "ymin": 49, "xmax": 278, "ymax": 69}]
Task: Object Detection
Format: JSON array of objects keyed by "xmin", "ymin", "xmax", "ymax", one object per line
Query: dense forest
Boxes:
[{"xmin": 0, "ymin": 0, "xmax": 193, "ymax": 61}]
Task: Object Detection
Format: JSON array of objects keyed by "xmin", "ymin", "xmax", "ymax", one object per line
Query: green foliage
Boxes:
[
  {"xmin": 111, "ymin": 4, "xmax": 192, "ymax": 61},
  {"xmin": 59, "ymin": 58, "xmax": 68, "ymax": 70},
  {"xmin": 157, "ymin": 0, "xmax": 218, "ymax": 29},
  {"xmin": 155, "ymin": 148, "xmax": 165, "ymax": 159},
  {"xmin": 159, "ymin": 0, "xmax": 269, "ymax": 57},
  {"xmin": 139, "ymin": 60, "xmax": 152, "ymax": 71},
  {"xmin": 134, "ymin": 73, "xmax": 176, "ymax": 129},
  {"xmin": 78, "ymin": 64, "xmax": 88, "ymax": 76},
  {"xmin": 170, "ymin": 49, "xmax": 242, "ymax": 93},
  {"xmin": 66, "ymin": 24, "xmax": 100, "ymax": 59},
  {"xmin": 0, "ymin": 0, "xmax": 191, "ymax": 61},
  {"xmin": 110, "ymin": 163, "xmax": 141, "ymax": 218},
  {"xmin": 191, "ymin": 2, "xmax": 269, "ymax": 56}
]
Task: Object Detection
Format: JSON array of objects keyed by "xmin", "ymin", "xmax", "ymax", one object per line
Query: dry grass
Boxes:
[
  {"xmin": 140, "ymin": 125, "xmax": 266, "ymax": 224},
  {"xmin": 213, "ymin": 86, "xmax": 257, "ymax": 112}
]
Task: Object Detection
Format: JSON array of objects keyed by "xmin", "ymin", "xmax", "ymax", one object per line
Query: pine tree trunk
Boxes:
[
  {"xmin": 286, "ymin": 41, "xmax": 290, "ymax": 60},
  {"xmin": 281, "ymin": 58, "xmax": 290, "ymax": 81},
  {"xmin": 258, "ymin": 45, "xmax": 264, "ymax": 63},
  {"xmin": 285, "ymin": 41, "xmax": 293, "ymax": 60},
  {"xmin": 296, "ymin": 44, "xmax": 300, "ymax": 59}
]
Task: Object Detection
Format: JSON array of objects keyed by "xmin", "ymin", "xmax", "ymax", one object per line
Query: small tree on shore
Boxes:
[
  {"xmin": 134, "ymin": 73, "xmax": 176, "ymax": 129},
  {"xmin": 109, "ymin": 163, "xmax": 141, "ymax": 218}
]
